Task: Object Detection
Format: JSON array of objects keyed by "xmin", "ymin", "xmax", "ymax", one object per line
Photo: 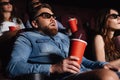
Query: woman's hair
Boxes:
[
  {"xmin": 0, "ymin": 0, "xmax": 22, "ymax": 26},
  {"xmin": 94, "ymin": 8, "xmax": 120, "ymax": 61}
]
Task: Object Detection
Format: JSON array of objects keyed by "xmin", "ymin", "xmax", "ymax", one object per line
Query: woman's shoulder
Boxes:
[
  {"xmin": 94, "ymin": 34, "xmax": 103, "ymax": 40},
  {"xmin": 94, "ymin": 34, "xmax": 104, "ymax": 45}
]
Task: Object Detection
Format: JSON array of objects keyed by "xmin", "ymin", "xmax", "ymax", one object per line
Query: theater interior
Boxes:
[
  {"xmin": 0, "ymin": 0, "xmax": 120, "ymax": 79},
  {"xmin": 12, "ymin": 0, "xmax": 120, "ymax": 58}
]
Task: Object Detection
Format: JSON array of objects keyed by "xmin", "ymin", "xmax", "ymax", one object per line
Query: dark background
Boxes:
[
  {"xmin": 42, "ymin": 0, "xmax": 120, "ymax": 7},
  {"xmin": 12, "ymin": 0, "xmax": 120, "ymax": 24}
]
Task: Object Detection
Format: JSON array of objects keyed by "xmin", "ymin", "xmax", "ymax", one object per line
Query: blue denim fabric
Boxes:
[{"xmin": 7, "ymin": 30, "xmax": 107, "ymax": 78}]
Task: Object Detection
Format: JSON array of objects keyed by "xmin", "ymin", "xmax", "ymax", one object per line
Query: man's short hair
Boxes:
[{"xmin": 29, "ymin": 3, "xmax": 52, "ymax": 22}]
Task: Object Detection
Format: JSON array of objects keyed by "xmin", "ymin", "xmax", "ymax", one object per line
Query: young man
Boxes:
[
  {"xmin": 25, "ymin": 0, "xmax": 66, "ymax": 30},
  {"xmin": 7, "ymin": 4, "xmax": 119, "ymax": 80}
]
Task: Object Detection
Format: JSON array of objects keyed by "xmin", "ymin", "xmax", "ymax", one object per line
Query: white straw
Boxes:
[{"xmin": 79, "ymin": 34, "xmax": 82, "ymax": 39}]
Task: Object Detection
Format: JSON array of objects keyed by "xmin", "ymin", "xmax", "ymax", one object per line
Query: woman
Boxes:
[
  {"xmin": 93, "ymin": 8, "xmax": 120, "ymax": 65},
  {"xmin": 0, "ymin": 0, "xmax": 25, "ymax": 36}
]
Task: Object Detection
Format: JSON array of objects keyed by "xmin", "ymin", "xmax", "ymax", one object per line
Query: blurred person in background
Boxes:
[{"xmin": 0, "ymin": 0, "xmax": 25, "ymax": 36}]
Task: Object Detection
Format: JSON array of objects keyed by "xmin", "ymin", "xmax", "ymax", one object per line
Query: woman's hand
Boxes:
[
  {"xmin": 109, "ymin": 59, "xmax": 120, "ymax": 67},
  {"xmin": 50, "ymin": 56, "xmax": 80, "ymax": 74},
  {"xmin": 16, "ymin": 25, "xmax": 21, "ymax": 30},
  {"xmin": 103, "ymin": 63, "xmax": 120, "ymax": 72}
]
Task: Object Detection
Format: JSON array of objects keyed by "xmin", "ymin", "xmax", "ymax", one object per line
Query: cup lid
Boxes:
[{"xmin": 71, "ymin": 39, "xmax": 87, "ymax": 45}]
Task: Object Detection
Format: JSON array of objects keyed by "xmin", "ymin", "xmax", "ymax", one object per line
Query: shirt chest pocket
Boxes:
[{"xmin": 36, "ymin": 39, "xmax": 59, "ymax": 53}]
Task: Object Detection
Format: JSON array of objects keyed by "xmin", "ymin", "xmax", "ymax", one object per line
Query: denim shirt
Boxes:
[{"xmin": 7, "ymin": 30, "xmax": 107, "ymax": 77}]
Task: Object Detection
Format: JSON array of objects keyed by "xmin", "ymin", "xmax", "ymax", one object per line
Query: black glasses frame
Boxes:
[
  {"xmin": 34, "ymin": 12, "xmax": 56, "ymax": 19},
  {"xmin": 0, "ymin": 2, "xmax": 12, "ymax": 5},
  {"xmin": 107, "ymin": 14, "xmax": 120, "ymax": 19}
]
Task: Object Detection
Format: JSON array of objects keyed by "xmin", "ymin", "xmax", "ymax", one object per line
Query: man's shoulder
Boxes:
[
  {"xmin": 20, "ymin": 31, "xmax": 36, "ymax": 35},
  {"xmin": 18, "ymin": 31, "xmax": 69, "ymax": 40},
  {"xmin": 19, "ymin": 31, "xmax": 42, "ymax": 38},
  {"xmin": 57, "ymin": 32, "xmax": 65, "ymax": 35},
  {"xmin": 57, "ymin": 32, "xmax": 69, "ymax": 38}
]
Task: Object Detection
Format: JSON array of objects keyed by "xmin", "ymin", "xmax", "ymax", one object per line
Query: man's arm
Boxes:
[
  {"xmin": 6, "ymin": 34, "xmax": 51, "ymax": 77},
  {"xmin": 50, "ymin": 56, "xmax": 80, "ymax": 74}
]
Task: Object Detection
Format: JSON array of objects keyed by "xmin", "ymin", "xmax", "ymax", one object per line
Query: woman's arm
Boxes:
[
  {"xmin": 109, "ymin": 59, "xmax": 120, "ymax": 67},
  {"xmin": 93, "ymin": 35, "xmax": 106, "ymax": 62}
]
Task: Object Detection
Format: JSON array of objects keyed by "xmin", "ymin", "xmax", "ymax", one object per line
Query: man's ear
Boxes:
[{"xmin": 31, "ymin": 20, "xmax": 38, "ymax": 28}]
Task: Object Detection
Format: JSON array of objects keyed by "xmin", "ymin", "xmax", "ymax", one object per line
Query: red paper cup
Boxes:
[
  {"xmin": 9, "ymin": 26, "xmax": 16, "ymax": 31},
  {"xmin": 69, "ymin": 39, "xmax": 87, "ymax": 64},
  {"xmin": 68, "ymin": 18, "xmax": 78, "ymax": 33}
]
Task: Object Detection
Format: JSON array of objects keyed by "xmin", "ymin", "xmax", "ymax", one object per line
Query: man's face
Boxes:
[{"xmin": 33, "ymin": 8, "xmax": 58, "ymax": 36}]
